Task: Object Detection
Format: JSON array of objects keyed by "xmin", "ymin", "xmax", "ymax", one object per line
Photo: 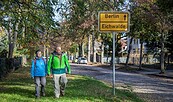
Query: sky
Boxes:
[
  {"xmin": 53, "ymin": 0, "xmax": 130, "ymax": 21},
  {"xmin": 53, "ymin": 0, "xmax": 68, "ymax": 22}
]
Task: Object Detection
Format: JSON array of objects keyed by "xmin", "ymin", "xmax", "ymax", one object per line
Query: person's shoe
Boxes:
[
  {"xmin": 35, "ymin": 96, "xmax": 40, "ymax": 99},
  {"xmin": 60, "ymin": 90, "xmax": 65, "ymax": 96},
  {"xmin": 60, "ymin": 92, "xmax": 65, "ymax": 96},
  {"xmin": 55, "ymin": 95, "xmax": 59, "ymax": 98},
  {"xmin": 41, "ymin": 92, "xmax": 46, "ymax": 97}
]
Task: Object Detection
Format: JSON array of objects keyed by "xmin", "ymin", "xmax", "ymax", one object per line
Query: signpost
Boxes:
[
  {"xmin": 98, "ymin": 11, "xmax": 130, "ymax": 32},
  {"xmin": 98, "ymin": 11, "xmax": 130, "ymax": 95}
]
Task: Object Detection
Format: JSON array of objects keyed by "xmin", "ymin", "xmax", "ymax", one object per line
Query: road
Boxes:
[{"xmin": 71, "ymin": 63, "xmax": 173, "ymax": 102}]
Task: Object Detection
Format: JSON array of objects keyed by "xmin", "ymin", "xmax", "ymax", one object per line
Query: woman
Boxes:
[{"xmin": 30, "ymin": 50, "xmax": 47, "ymax": 98}]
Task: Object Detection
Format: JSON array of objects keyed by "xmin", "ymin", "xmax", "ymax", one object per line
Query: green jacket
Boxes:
[{"xmin": 47, "ymin": 53, "xmax": 71, "ymax": 75}]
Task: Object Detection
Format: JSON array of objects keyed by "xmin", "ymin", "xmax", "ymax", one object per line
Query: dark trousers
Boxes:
[{"xmin": 34, "ymin": 76, "xmax": 46, "ymax": 97}]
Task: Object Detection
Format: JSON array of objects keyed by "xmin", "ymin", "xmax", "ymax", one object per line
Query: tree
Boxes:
[
  {"xmin": 0, "ymin": 0, "xmax": 60, "ymax": 59},
  {"xmin": 131, "ymin": 0, "xmax": 158, "ymax": 70},
  {"xmin": 59, "ymin": 0, "xmax": 127, "ymax": 63},
  {"xmin": 127, "ymin": 0, "xmax": 173, "ymax": 73},
  {"xmin": 0, "ymin": 27, "xmax": 8, "ymax": 53},
  {"xmin": 155, "ymin": 0, "xmax": 173, "ymax": 73}
]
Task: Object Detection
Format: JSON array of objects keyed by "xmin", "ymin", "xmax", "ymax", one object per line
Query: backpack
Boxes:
[{"xmin": 34, "ymin": 57, "xmax": 46, "ymax": 68}]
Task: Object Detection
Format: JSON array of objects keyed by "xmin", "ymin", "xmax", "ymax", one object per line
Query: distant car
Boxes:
[
  {"xmin": 72, "ymin": 58, "xmax": 78, "ymax": 63},
  {"xmin": 42, "ymin": 57, "xmax": 49, "ymax": 61},
  {"xmin": 77, "ymin": 57, "xmax": 87, "ymax": 64}
]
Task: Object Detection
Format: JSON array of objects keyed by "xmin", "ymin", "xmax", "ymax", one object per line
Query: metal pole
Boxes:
[
  {"xmin": 107, "ymin": 48, "xmax": 108, "ymax": 63},
  {"xmin": 112, "ymin": 0, "xmax": 118, "ymax": 96},
  {"xmin": 112, "ymin": 32, "xmax": 116, "ymax": 95}
]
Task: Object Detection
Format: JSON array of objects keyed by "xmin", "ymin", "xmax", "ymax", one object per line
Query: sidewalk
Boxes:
[
  {"xmin": 117, "ymin": 64, "xmax": 173, "ymax": 79},
  {"xmin": 94, "ymin": 63, "xmax": 173, "ymax": 79},
  {"xmin": 88, "ymin": 63, "xmax": 173, "ymax": 102},
  {"xmin": 137, "ymin": 68, "xmax": 173, "ymax": 79}
]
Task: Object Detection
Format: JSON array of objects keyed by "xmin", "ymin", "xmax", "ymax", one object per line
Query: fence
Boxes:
[{"xmin": 103, "ymin": 56, "xmax": 161, "ymax": 64}]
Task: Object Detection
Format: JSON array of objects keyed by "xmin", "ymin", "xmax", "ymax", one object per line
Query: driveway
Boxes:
[{"xmin": 71, "ymin": 63, "xmax": 173, "ymax": 102}]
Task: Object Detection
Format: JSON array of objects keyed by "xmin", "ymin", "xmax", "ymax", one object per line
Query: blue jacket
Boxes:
[{"xmin": 30, "ymin": 57, "xmax": 47, "ymax": 78}]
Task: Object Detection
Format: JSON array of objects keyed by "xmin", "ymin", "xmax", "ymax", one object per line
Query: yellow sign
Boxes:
[{"xmin": 98, "ymin": 11, "xmax": 130, "ymax": 32}]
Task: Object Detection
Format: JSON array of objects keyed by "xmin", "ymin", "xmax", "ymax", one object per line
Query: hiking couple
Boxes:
[{"xmin": 30, "ymin": 46, "xmax": 71, "ymax": 99}]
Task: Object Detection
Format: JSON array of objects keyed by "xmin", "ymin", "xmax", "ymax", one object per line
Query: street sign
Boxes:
[
  {"xmin": 98, "ymin": 11, "xmax": 130, "ymax": 32},
  {"xmin": 98, "ymin": 11, "xmax": 130, "ymax": 95}
]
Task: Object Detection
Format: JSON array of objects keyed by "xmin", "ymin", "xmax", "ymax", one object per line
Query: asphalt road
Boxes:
[{"xmin": 71, "ymin": 63, "xmax": 173, "ymax": 102}]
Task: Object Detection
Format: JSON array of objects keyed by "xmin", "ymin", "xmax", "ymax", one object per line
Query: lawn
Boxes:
[{"xmin": 0, "ymin": 66, "xmax": 143, "ymax": 102}]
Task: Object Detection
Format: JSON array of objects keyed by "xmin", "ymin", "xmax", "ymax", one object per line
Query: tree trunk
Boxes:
[
  {"xmin": 8, "ymin": 43, "xmax": 14, "ymax": 58},
  {"xmin": 92, "ymin": 30, "xmax": 96, "ymax": 63},
  {"xmin": 78, "ymin": 43, "xmax": 82, "ymax": 57},
  {"xmin": 8, "ymin": 21, "xmax": 18, "ymax": 58},
  {"xmin": 82, "ymin": 42, "xmax": 84, "ymax": 57},
  {"xmin": 125, "ymin": 37, "xmax": 133, "ymax": 67},
  {"xmin": 30, "ymin": 47, "xmax": 35, "ymax": 59},
  {"xmin": 46, "ymin": 47, "xmax": 49, "ymax": 64},
  {"xmin": 43, "ymin": 44, "xmax": 46, "ymax": 57},
  {"xmin": 75, "ymin": 48, "xmax": 78, "ymax": 58},
  {"xmin": 8, "ymin": 21, "xmax": 13, "ymax": 58},
  {"xmin": 101, "ymin": 42, "xmax": 104, "ymax": 64},
  {"xmin": 139, "ymin": 41, "xmax": 143, "ymax": 70},
  {"xmin": 13, "ymin": 22, "xmax": 18, "ymax": 53},
  {"xmin": 87, "ymin": 34, "xmax": 91, "ymax": 63},
  {"xmin": 160, "ymin": 32, "xmax": 165, "ymax": 74}
]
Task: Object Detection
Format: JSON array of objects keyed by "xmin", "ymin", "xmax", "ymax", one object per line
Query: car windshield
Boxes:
[{"xmin": 81, "ymin": 58, "xmax": 86, "ymax": 60}]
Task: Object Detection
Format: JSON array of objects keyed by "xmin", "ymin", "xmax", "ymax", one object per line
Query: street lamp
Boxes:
[{"xmin": 106, "ymin": 45, "xmax": 109, "ymax": 63}]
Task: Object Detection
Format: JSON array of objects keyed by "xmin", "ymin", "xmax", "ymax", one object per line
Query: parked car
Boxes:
[
  {"xmin": 77, "ymin": 57, "xmax": 87, "ymax": 64},
  {"xmin": 72, "ymin": 58, "xmax": 78, "ymax": 63}
]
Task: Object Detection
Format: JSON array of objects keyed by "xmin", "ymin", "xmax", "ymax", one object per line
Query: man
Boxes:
[{"xmin": 47, "ymin": 46, "xmax": 71, "ymax": 98}]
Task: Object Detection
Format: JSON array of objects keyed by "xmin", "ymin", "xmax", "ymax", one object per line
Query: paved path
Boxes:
[{"xmin": 71, "ymin": 63, "xmax": 173, "ymax": 102}]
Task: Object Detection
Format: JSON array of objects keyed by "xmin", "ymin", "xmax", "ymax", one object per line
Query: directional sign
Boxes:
[{"xmin": 98, "ymin": 11, "xmax": 130, "ymax": 32}]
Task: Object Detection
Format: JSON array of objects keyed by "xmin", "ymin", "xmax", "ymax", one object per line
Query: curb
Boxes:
[{"xmin": 147, "ymin": 73, "xmax": 173, "ymax": 79}]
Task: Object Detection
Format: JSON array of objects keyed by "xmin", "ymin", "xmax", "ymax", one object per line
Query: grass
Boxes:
[{"xmin": 0, "ymin": 66, "xmax": 144, "ymax": 102}]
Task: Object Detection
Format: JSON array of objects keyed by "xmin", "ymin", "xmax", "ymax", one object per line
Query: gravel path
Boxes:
[{"xmin": 71, "ymin": 63, "xmax": 173, "ymax": 102}]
